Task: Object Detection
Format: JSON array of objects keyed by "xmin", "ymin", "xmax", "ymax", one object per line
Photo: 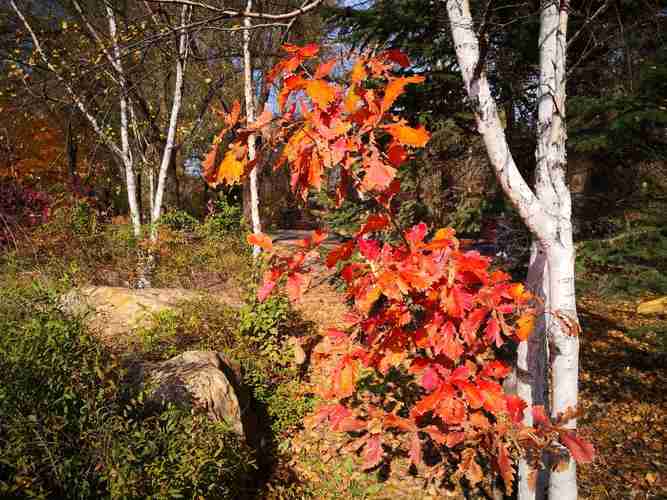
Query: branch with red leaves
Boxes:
[{"xmin": 204, "ymin": 44, "xmax": 594, "ymax": 495}]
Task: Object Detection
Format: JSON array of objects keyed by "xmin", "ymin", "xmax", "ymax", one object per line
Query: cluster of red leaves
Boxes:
[
  {"xmin": 252, "ymin": 221, "xmax": 592, "ymax": 492},
  {"xmin": 207, "ymin": 44, "xmax": 594, "ymax": 494},
  {"xmin": 0, "ymin": 181, "xmax": 50, "ymax": 246}
]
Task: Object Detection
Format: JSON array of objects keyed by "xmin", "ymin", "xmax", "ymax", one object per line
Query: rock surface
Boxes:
[
  {"xmin": 637, "ymin": 296, "xmax": 667, "ymax": 315},
  {"xmin": 145, "ymin": 351, "xmax": 246, "ymax": 436},
  {"xmin": 61, "ymin": 286, "xmax": 204, "ymax": 340}
]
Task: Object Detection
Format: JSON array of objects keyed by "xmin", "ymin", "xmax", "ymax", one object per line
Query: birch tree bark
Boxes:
[
  {"xmin": 150, "ymin": 5, "xmax": 191, "ymax": 241},
  {"xmin": 445, "ymin": 0, "xmax": 580, "ymax": 498},
  {"xmin": 243, "ymin": 0, "xmax": 263, "ymax": 257},
  {"xmin": 106, "ymin": 5, "xmax": 142, "ymax": 238}
]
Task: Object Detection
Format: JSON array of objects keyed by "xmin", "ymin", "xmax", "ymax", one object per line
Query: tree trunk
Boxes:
[
  {"xmin": 150, "ymin": 5, "xmax": 189, "ymax": 242},
  {"xmin": 244, "ymin": 0, "xmax": 263, "ymax": 256},
  {"xmin": 445, "ymin": 0, "xmax": 580, "ymax": 498},
  {"xmin": 106, "ymin": 5, "xmax": 141, "ymax": 239}
]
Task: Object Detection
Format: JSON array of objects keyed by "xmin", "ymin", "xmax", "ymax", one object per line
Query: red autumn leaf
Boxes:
[
  {"xmin": 485, "ymin": 316, "xmax": 504, "ymax": 348},
  {"xmin": 532, "ymin": 405, "xmax": 550, "ymax": 427},
  {"xmin": 405, "ymin": 222, "xmax": 428, "ymax": 246},
  {"xmin": 481, "ymin": 360, "xmax": 511, "ymax": 379},
  {"xmin": 433, "ymin": 321, "xmax": 464, "ymax": 361},
  {"xmin": 459, "ymin": 307, "xmax": 488, "ymax": 345},
  {"xmin": 286, "ymin": 272, "xmax": 308, "ymax": 302},
  {"xmin": 358, "ymin": 214, "xmax": 390, "ymax": 235},
  {"xmin": 362, "ymin": 435, "xmax": 383, "ymax": 470},
  {"xmin": 560, "ymin": 431, "xmax": 595, "ymax": 463},
  {"xmin": 435, "ymin": 387, "xmax": 466, "ymax": 424},
  {"xmin": 387, "ymin": 143, "xmax": 407, "ymax": 166},
  {"xmin": 282, "ymin": 42, "xmax": 319, "ymax": 58},
  {"xmin": 383, "ymin": 48, "xmax": 411, "ymax": 67},
  {"xmin": 358, "ymin": 238, "xmax": 381, "ymax": 260},
  {"xmin": 413, "ymin": 385, "xmax": 444, "ymax": 417},
  {"xmin": 326, "ymin": 328, "xmax": 348, "ymax": 345},
  {"xmin": 247, "ymin": 232, "xmax": 273, "ymax": 251},
  {"xmin": 326, "ymin": 240, "xmax": 355, "ymax": 267},
  {"xmin": 477, "ymin": 379, "xmax": 506, "ymax": 413},
  {"xmin": 420, "ymin": 365, "xmax": 442, "ymax": 392},
  {"xmin": 459, "ymin": 381, "xmax": 484, "ymax": 409},
  {"xmin": 505, "ymin": 395, "xmax": 527, "ymax": 424},
  {"xmin": 257, "ymin": 280, "xmax": 277, "ymax": 302}
]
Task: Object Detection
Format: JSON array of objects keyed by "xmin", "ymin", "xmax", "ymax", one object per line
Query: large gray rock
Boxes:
[
  {"xmin": 61, "ymin": 286, "xmax": 204, "ymax": 340},
  {"xmin": 145, "ymin": 351, "xmax": 247, "ymax": 436}
]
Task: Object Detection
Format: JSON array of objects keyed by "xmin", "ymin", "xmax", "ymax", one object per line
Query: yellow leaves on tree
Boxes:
[
  {"xmin": 516, "ymin": 313, "xmax": 535, "ymax": 341},
  {"xmin": 306, "ymin": 79, "xmax": 337, "ymax": 109}
]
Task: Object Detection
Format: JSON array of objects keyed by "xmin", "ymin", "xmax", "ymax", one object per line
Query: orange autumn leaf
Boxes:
[
  {"xmin": 335, "ymin": 358, "xmax": 358, "ymax": 398},
  {"xmin": 516, "ymin": 313, "xmax": 535, "ymax": 341},
  {"xmin": 344, "ymin": 86, "xmax": 362, "ymax": 113},
  {"xmin": 247, "ymin": 232, "xmax": 273, "ymax": 251},
  {"xmin": 315, "ymin": 59, "xmax": 337, "ymax": 79},
  {"xmin": 381, "ymin": 76, "xmax": 424, "ymax": 113},
  {"xmin": 351, "ymin": 59, "xmax": 367, "ymax": 84},
  {"xmin": 362, "ymin": 160, "xmax": 396, "ymax": 191},
  {"xmin": 215, "ymin": 149, "xmax": 246, "ymax": 185},
  {"xmin": 306, "ymin": 79, "xmax": 337, "ymax": 109},
  {"xmin": 459, "ymin": 448, "xmax": 483, "ymax": 486},
  {"xmin": 201, "ymin": 143, "xmax": 219, "ymax": 184},
  {"xmin": 225, "ymin": 100, "xmax": 242, "ymax": 128},
  {"xmin": 384, "ymin": 123, "xmax": 431, "ymax": 147}
]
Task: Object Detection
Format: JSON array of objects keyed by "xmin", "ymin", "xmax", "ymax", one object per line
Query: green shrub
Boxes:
[
  {"xmin": 158, "ymin": 209, "xmax": 200, "ymax": 232},
  {"xmin": 199, "ymin": 198, "xmax": 243, "ymax": 239},
  {"xmin": 0, "ymin": 283, "xmax": 255, "ymax": 499}
]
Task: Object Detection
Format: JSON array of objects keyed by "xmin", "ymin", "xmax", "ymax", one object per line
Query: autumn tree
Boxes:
[{"xmin": 205, "ymin": 44, "xmax": 594, "ymax": 498}]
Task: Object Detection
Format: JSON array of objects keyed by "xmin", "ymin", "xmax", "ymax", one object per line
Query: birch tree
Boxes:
[
  {"xmin": 243, "ymin": 0, "xmax": 262, "ymax": 256},
  {"xmin": 9, "ymin": 0, "xmax": 191, "ymax": 246},
  {"xmin": 445, "ymin": 0, "xmax": 579, "ymax": 498}
]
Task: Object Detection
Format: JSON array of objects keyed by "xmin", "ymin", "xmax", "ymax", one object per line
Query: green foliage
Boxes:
[
  {"xmin": 236, "ymin": 294, "xmax": 314, "ymax": 435},
  {"xmin": 158, "ymin": 208, "xmax": 199, "ymax": 232},
  {"xmin": 0, "ymin": 283, "xmax": 255, "ymax": 499},
  {"xmin": 239, "ymin": 294, "xmax": 291, "ymax": 356},
  {"xmin": 576, "ymin": 211, "xmax": 667, "ymax": 298},
  {"xmin": 199, "ymin": 197, "xmax": 244, "ymax": 239}
]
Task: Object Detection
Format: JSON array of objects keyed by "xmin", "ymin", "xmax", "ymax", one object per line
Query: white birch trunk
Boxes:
[
  {"xmin": 150, "ymin": 5, "xmax": 190, "ymax": 241},
  {"xmin": 538, "ymin": 4, "xmax": 580, "ymax": 498},
  {"xmin": 106, "ymin": 6, "xmax": 141, "ymax": 238},
  {"xmin": 446, "ymin": 0, "xmax": 579, "ymax": 498},
  {"xmin": 244, "ymin": 0, "xmax": 263, "ymax": 257}
]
